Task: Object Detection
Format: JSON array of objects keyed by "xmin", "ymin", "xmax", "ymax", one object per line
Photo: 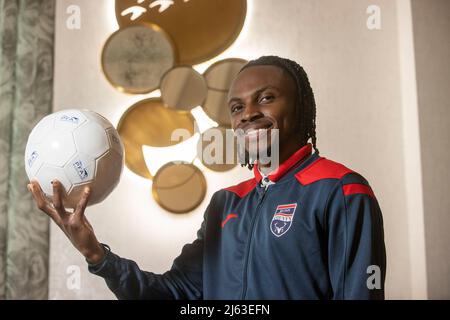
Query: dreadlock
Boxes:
[{"xmin": 238, "ymin": 55, "xmax": 319, "ymax": 170}]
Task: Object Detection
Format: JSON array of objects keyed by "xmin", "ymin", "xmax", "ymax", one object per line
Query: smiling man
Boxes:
[{"xmin": 28, "ymin": 55, "xmax": 386, "ymax": 300}]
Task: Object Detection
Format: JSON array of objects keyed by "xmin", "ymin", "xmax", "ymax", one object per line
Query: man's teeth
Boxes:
[
  {"xmin": 247, "ymin": 129, "xmax": 258, "ymax": 135},
  {"xmin": 245, "ymin": 128, "xmax": 269, "ymax": 136}
]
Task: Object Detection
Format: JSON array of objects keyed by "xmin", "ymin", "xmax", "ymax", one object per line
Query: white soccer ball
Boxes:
[{"xmin": 25, "ymin": 109, "xmax": 124, "ymax": 209}]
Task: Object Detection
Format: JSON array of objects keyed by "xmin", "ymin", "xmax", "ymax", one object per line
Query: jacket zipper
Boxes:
[{"xmin": 240, "ymin": 184, "xmax": 269, "ymax": 299}]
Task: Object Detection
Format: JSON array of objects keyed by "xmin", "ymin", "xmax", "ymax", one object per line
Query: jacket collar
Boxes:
[{"xmin": 253, "ymin": 143, "xmax": 313, "ymax": 183}]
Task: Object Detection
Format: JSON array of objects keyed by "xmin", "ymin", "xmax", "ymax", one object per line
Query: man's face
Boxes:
[{"xmin": 227, "ymin": 65, "xmax": 299, "ymax": 160}]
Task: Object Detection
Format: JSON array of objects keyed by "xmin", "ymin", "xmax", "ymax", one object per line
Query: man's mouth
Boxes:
[{"xmin": 239, "ymin": 119, "xmax": 276, "ymax": 137}]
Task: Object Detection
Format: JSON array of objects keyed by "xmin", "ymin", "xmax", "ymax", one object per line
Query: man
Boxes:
[{"xmin": 28, "ymin": 55, "xmax": 386, "ymax": 299}]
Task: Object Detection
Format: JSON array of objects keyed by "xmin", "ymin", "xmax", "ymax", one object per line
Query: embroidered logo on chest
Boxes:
[{"xmin": 270, "ymin": 203, "xmax": 297, "ymax": 237}]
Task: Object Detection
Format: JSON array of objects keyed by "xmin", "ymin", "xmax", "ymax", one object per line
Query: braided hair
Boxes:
[{"xmin": 237, "ymin": 55, "xmax": 319, "ymax": 170}]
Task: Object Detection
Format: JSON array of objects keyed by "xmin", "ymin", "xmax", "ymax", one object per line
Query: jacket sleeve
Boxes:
[
  {"xmin": 325, "ymin": 173, "xmax": 386, "ymax": 300},
  {"xmin": 87, "ymin": 200, "xmax": 213, "ymax": 300}
]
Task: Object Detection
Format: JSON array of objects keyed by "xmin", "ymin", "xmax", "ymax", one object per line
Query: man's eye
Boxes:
[
  {"xmin": 231, "ymin": 105, "xmax": 243, "ymax": 114},
  {"xmin": 260, "ymin": 95, "xmax": 274, "ymax": 103}
]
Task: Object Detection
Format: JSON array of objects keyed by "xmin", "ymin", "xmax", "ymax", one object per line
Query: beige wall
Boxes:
[
  {"xmin": 49, "ymin": 0, "xmax": 429, "ymax": 299},
  {"xmin": 411, "ymin": 0, "xmax": 450, "ymax": 299}
]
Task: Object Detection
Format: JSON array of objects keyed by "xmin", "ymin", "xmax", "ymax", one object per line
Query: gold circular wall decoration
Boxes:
[
  {"xmin": 117, "ymin": 98, "xmax": 196, "ymax": 179},
  {"xmin": 197, "ymin": 126, "xmax": 237, "ymax": 172},
  {"xmin": 202, "ymin": 58, "xmax": 247, "ymax": 127},
  {"xmin": 160, "ymin": 66, "xmax": 208, "ymax": 111},
  {"xmin": 152, "ymin": 162, "xmax": 207, "ymax": 214},
  {"xmin": 202, "ymin": 89, "xmax": 232, "ymax": 128},
  {"xmin": 203, "ymin": 58, "xmax": 247, "ymax": 91},
  {"xmin": 102, "ymin": 24, "xmax": 176, "ymax": 94},
  {"xmin": 116, "ymin": 0, "xmax": 247, "ymax": 65}
]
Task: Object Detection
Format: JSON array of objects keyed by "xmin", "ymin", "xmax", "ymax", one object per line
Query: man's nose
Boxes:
[{"xmin": 241, "ymin": 103, "xmax": 263, "ymax": 123}]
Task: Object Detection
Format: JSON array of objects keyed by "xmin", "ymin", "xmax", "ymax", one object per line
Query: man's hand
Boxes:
[{"xmin": 28, "ymin": 180, "xmax": 105, "ymax": 264}]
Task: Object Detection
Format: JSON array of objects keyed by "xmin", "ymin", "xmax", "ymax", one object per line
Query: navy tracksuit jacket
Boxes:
[{"xmin": 89, "ymin": 143, "xmax": 386, "ymax": 299}]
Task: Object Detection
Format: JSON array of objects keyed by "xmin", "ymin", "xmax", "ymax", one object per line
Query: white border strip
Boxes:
[{"xmin": 396, "ymin": 0, "xmax": 428, "ymax": 299}]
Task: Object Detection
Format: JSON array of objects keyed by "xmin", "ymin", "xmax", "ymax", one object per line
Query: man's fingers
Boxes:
[
  {"xmin": 28, "ymin": 181, "xmax": 57, "ymax": 218},
  {"xmin": 74, "ymin": 186, "xmax": 91, "ymax": 218},
  {"xmin": 52, "ymin": 180, "xmax": 67, "ymax": 217},
  {"xmin": 28, "ymin": 181, "xmax": 70, "ymax": 236}
]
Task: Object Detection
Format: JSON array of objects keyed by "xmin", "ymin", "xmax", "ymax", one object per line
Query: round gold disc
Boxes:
[
  {"xmin": 152, "ymin": 162, "xmax": 207, "ymax": 213},
  {"xmin": 160, "ymin": 66, "xmax": 208, "ymax": 111},
  {"xmin": 102, "ymin": 24, "xmax": 175, "ymax": 94},
  {"xmin": 202, "ymin": 89, "xmax": 232, "ymax": 128},
  {"xmin": 202, "ymin": 58, "xmax": 247, "ymax": 127},
  {"xmin": 116, "ymin": 0, "xmax": 247, "ymax": 65},
  {"xmin": 203, "ymin": 58, "xmax": 247, "ymax": 91},
  {"xmin": 117, "ymin": 98, "xmax": 196, "ymax": 179}
]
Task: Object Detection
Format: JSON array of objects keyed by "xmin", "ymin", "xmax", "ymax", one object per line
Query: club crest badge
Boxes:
[{"xmin": 270, "ymin": 203, "xmax": 297, "ymax": 237}]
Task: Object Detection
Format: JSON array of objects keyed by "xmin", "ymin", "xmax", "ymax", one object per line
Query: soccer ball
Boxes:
[{"xmin": 25, "ymin": 109, "xmax": 124, "ymax": 209}]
